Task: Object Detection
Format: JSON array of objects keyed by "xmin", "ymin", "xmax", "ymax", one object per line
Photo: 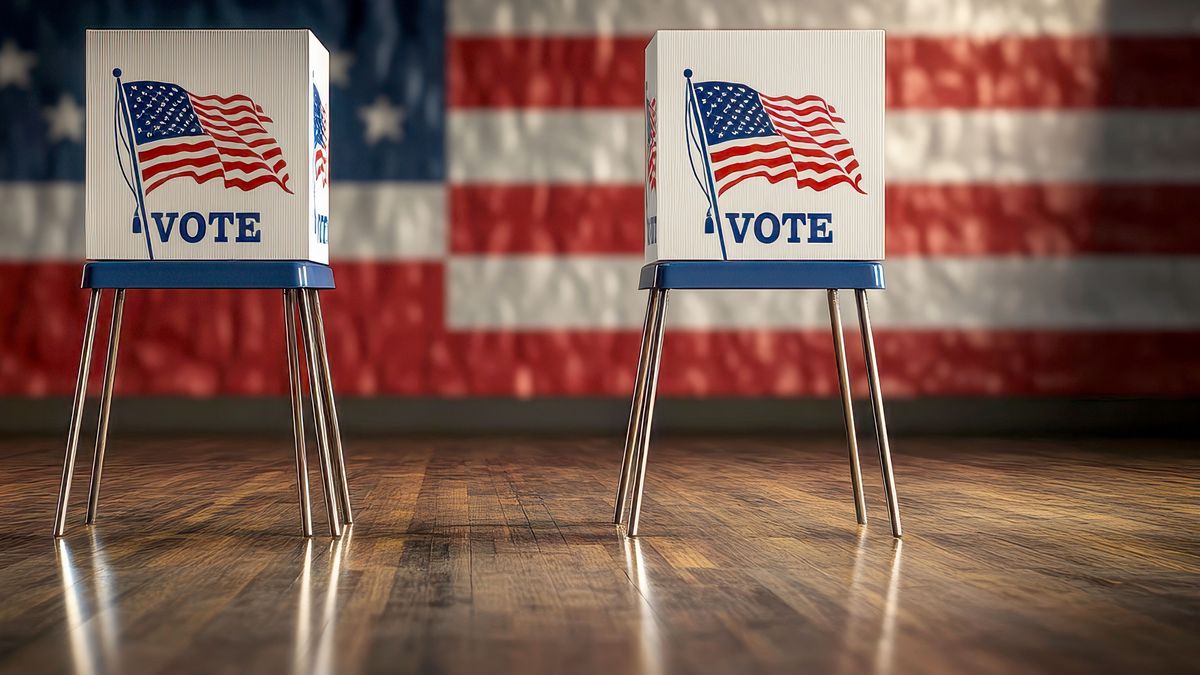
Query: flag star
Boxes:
[
  {"xmin": 358, "ymin": 95, "xmax": 404, "ymax": 144},
  {"xmin": 0, "ymin": 39, "xmax": 36, "ymax": 89},
  {"xmin": 329, "ymin": 50, "xmax": 354, "ymax": 87},
  {"xmin": 43, "ymin": 93, "xmax": 84, "ymax": 143}
]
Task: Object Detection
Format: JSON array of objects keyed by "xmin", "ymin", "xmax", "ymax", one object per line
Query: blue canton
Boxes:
[
  {"xmin": 122, "ymin": 81, "xmax": 206, "ymax": 145},
  {"xmin": 0, "ymin": 0, "xmax": 444, "ymax": 181},
  {"xmin": 313, "ymin": 84, "xmax": 327, "ymax": 149},
  {"xmin": 692, "ymin": 81, "xmax": 777, "ymax": 147}
]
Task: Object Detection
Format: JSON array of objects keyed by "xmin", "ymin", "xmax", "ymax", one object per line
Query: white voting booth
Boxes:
[
  {"xmin": 54, "ymin": 30, "xmax": 350, "ymax": 539},
  {"xmin": 644, "ymin": 30, "xmax": 884, "ymax": 262},
  {"xmin": 614, "ymin": 30, "xmax": 903, "ymax": 538},
  {"xmin": 85, "ymin": 30, "xmax": 330, "ymax": 262}
]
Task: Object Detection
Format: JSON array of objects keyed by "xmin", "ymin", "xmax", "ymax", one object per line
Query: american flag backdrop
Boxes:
[{"xmin": 1, "ymin": 0, "xmax": 1200, "ymax": 399}]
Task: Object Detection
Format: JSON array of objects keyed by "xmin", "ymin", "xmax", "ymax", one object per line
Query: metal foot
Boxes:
[
  {"xmin": 627, "ymin": 289, "xmax": 669, "ymax": 537},
  {"xmin": 828, "ymin": 290, "xmax": 867, "ymax": 525},
  {"xmin": 85, "ymin": 289, "xmax": 126, "ymax": 525},
  {"xmin": 614, "ymin": 290, "xmax": 660, "ymax": 525},
  {"xmin": 54, "ymin": 289, "xmax": 102, "ymax": 537},
  {"xmin": 298, "ymin": 291, "xmax": 342, "ymax": 538},
  {"xmin": 285, "ymin": 291, "xmax": 313, "ymax": 537},
  {"xmin": 855, "ymin": 290, "xmax": 903, "ymax": 538},
  {"xmin": 310, "ymin": 290, "xmax": 352, "ymax": 525}
]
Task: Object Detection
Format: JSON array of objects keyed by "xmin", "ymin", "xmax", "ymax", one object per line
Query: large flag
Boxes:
[{"xmin": 1, "ymin": 0, "xmax": 1199, "ymax": 398}]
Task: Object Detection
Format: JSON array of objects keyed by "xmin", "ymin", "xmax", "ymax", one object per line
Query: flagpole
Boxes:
[
  {"xmin": 113, "ymin": 68, "xmax": 154, "ymax": 260},
  {"xmin": 684, "ymin": 69, "xmax": 727, "ymax": 261}
]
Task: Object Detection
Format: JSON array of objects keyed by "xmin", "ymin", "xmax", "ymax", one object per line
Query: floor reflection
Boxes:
[
  {"xmin": 874, "ymin": 539, "xmax": 903, "ymax": 675},
  {"xmin": 293, "ymin": 526, "xmax": 352, "ymax": 675},
  {"xmin": 622, "ymin": 535, "xmax": 663, "ymax": 675},
  {"xmin": 56, "ymin": 534, "xmax": 122, "ymax": 675},
  {"xmin": 838, "ymin": 531, "xmax": 904, "ymax": 675}
]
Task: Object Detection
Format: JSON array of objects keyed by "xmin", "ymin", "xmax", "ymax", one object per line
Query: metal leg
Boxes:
[
  {"xmin": 828, "ymin": 290, "xmax": 867, "ymax": 525},
  {"xmin": 54, "ymin": 289, "xmax": 103, "ymax": 537},
  {"xmin": 627, "ymin": 289, "xmax": 669, "ymax": 537},
  {"xmin": 614, "ymin": 290, "xmax": 660, "ymax": 525},
  {"xmin": 285, "ymin": 291, "xmax": 313, "ymax": 537},
  {"xmin": 855, "ymin": 290, "xmax": 903, "ymax": 538},
  {"xmin": 85, "ymin": 289, "xmax": 126, "ymax": 525},
  {"xmin": 298, "ymin": 290, "xmax": 342, "ymax": 537},
  {"xmin": 310, "ymin": 290, "xmax": 352, "ymax": 525}
]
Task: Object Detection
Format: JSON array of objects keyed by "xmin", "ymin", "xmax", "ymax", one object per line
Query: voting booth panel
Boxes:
[
  {"xmin": 85, "ymin": 30, "xmax": 330, "ymax": 262},
  {"xmin": 645, "ymin": 30, "xmax": 884, "ymax": 262}
]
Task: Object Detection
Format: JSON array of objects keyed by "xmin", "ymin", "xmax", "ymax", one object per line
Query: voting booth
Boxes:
[
  {"xmin": 54, "ymin": 30, "xmax": 350, "ymax": 538},
  {"xmin": 613, "ymin": 30, "xmax": 903, "ymax": 537}
]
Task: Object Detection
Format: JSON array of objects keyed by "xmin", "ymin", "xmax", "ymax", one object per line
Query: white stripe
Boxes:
[
  {"xmin": 450, "ymin": 0, "xmax": 1200, "ymax": 36},
  {"xmin": 0, "ymin": 183, "xmax": 445, "ymax": 261},
  {"xmin": 447, "ymin": 255, "xmax": 1200, "ymax": 329},
  {"xmin": 449, "ymin": 110, "xmax": 1200, "ymax": 183}
]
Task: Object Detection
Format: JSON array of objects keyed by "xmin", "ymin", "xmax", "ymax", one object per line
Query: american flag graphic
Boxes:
[
  {"xmin": 692, "ymin": 81, "xmax": 864, "ymax": 196},
  {"xmin": 2, "ymin": 0, "xmax": 1200, "ymax": 401},
  {"xmin": 313, "ymin": 83, "xmax": 329, "ymax": 187},
  {"xmin": 121, "ymin": 80, "xmax": 292, "ymax": 194},
  {"xmin": 645, "ymin": 97, "xmax": 656, "ymax": 190}
]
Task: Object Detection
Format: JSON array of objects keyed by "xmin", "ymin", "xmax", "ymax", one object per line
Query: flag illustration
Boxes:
[
  {"xmin": 117, "ymin": 80, "xmax": 292, "ymax": 194},
  {"xmin": 313, "ymin": 83, "xmax": 329, "ymax": 187},
  {"xmin": 689, "ymin": 80, "xmax": 865, "ymax": 196},
  {"xmin": 645, "ymin": 97, "xmax": 657, "ymax": 190}
]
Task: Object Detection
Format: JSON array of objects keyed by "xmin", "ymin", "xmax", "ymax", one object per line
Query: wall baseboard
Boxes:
[{"xmin": 1, "ymin": 397, "xmax": 1196, "ymax": 436}]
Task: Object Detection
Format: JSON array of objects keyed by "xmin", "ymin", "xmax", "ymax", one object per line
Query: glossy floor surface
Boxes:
[{"xmin": 0, "ymin": 435, "xmax": 1196, "ymax": 674}]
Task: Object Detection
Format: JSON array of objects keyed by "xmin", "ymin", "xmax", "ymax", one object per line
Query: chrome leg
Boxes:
[
  {"xmin": 85, "ymin": 289, "xmax": 126, "ymax": 525},
  {"xmin": 310, "ymin": 290, "xmax": 352, "ymax": 525},
  {"xmin": 828, "ymin": 290, "xmax": 867, "ymax": 525},
  {"xmin": 614, "ymin": 290, "xmax": 659, "ymax": 525},
  {"xmin": 285, "ymin": 291, "xmax": 313, "ymax": 537},
  {"xmin": 298, "ymin": 290, "xmax": 342, "ymax": 537},
  {"xmin": 627, "ymin": 289, "xmax": 669, "ymax": 537},
  {"xmin": 54, "ymin": 289, "xmax": 102, "ymax": 537},
  {"xmin": 855, "ymin": 290, "xmax": 903, "ymax": 538}
]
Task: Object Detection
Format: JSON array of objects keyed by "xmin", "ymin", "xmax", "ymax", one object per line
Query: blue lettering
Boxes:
[
  {"xmin": 179, "ymin": 212, "xmax": 206, "ymax": 243},
  {"xmin": 783, "ymin": 213, "xmax": 806, "ymax": 243},
  {"xmin": 808, "ymin": 213, "xmax": 833, "ymax": 243},
  {"xmin": 236, "ymin": 212, "xmax": 262, "ymax": 243},
  {"xmin": 209, "ymin": 212, "xmax": 234, "ymax": 243},
  {"xmin": 151, "ymin": 212, "xmax": 178, "ymax": 243},
  {"xmin": 754, "ymin": 212, "xmax": 781, "ymax": 244},
  {"xmin": 725, "ymin": 212, "xmax": 753, "ymax": 243}
]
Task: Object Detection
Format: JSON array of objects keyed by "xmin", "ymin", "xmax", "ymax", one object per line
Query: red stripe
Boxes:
[
  {"xmin": 2, "ymin": 261, "xmax": 1195, "ymax": 397},
  {"xmin": 189, "ymin": 92, "xmax": 258, "ymax": 106},
  {"xmin": 710, "ymin": 139, "xmax": 791, "ymax": 164},
  {"xmin": 712, "ymin": 153, "xmax": 796, "ymax": 182},
  {"xmin": 190, "ymin": 100, "xmax": 261, "ymax": 118},
  {"xmin": 192, "ymin": 109, "xmax": 267, "ymax": 128},
  {"xmin": 137, "ymin": 139, "xmax": 218, "ymax": 163},
  {"xmin": 449, "ymin": 184, "xmax": 1200, "ymax": 255},
  {"xmin": 222, "ymin": 173, "xmax": 291, "ymax": 193},
  {"xmin": 718, "ymin": 168, "xmax": 798, "ymax": 195},
  {"xmin": 141, "ymin": 154, "xmax": 221, "ymax": 181},
  {"xmin": 450, "ymin": 185, "xmax": 645, "ymax": 254},
  {"xmin": 144, "ymin": 167, "xmax": 224, "ymax": 194},
  {"xmin": 449, "ymin": 36, "xmax": 1200, "ymax": 109}
]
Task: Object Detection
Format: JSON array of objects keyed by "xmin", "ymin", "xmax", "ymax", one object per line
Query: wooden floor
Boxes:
[{"xmin": 0, "ymin": 434, "xmax": 1196, "ymax": 675}]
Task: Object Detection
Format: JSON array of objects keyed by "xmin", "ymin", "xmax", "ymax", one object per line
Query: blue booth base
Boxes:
[
  {"xmin": 81, "ymin": 261, "xmax": 335, "ymax": 290},
  {"xmin": 639, "ymin": 261, "xmax": 884, "ymax": 290}
]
